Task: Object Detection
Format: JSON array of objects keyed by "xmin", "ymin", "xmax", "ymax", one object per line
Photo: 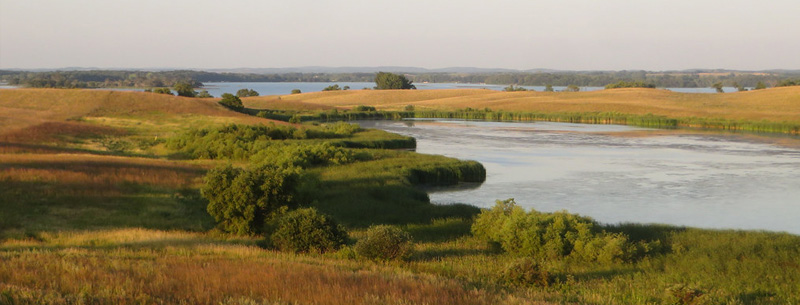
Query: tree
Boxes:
[
  {"xmin": 323, "ymin": 84, "xmax": 341, "ymax": 91},
  {"xmin": 196, "ymin": 90, "xmax": 213, "ymax": 98},
  {"xmin": 544, "ymin": 84, "xmax": 554, "ymax": 92},
  {"xmin": 565, "ymin": 84, "xmax": 580, "ymax": 92},
  {"xmin": 202, "ymin": 164, "xmax": 303, "ymax": 235},
  {"xmin": 151, "ymin": 88, "xmax": 173, "ymax": 95},
  {"xmin": 711, "ymin": 82, "xmax": 724, "ymax": 93},
  {"xmin": 291, "ymin": 89, "xmax": 302, "ymax": 94},
  {"xmin": 174, "ymin": 81, "xmax": 196, "ymax": 97},
  {"xmin": 236, "ymin": 88, "xmax": 259, "ymax": 97},
  {"xmin": 270, "ymin": 208, "xmax": 348, "ymax": 253},
  {"xmin": 219, "ymin": 93, "xmax": 244, "ymax": 110},
  {"xmin": 374, "ymin": 72, "xmax": 416, "ymax": 90},
  {"xmin": 503, "ymin": 85, "xmax": 528, "ymax": 92},
  {"xmin": 754, "ymin": 81, "xmax": 767, "ymax": 90}
]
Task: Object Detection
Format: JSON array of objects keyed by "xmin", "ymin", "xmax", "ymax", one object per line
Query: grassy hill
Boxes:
[
  {"xmin": 1, "ymin": 88, "xmax": 799, "ymax": 304},
  {"xmin": 245, "ymin": 87, "xmax": 800, "ymax": 127}
]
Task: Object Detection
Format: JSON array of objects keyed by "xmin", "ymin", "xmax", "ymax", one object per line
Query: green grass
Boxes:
[{"xmin": 2, "ymin": 89, "xmax": 800, "ymax": 304}]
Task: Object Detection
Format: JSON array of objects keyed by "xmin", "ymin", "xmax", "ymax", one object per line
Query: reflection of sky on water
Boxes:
[{"xmin": 358, "ymin": 120, "xmax": 800, "ymax": 234}]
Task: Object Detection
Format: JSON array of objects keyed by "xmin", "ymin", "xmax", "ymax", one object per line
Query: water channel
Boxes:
[{"xmin": 357, "ymin": 120, "xmax": 800, "ymax": 234}]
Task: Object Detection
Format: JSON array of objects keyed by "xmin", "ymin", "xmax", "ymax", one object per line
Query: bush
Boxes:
[
  {"xmin": 605, "ymin": 81, "xmax": 656, "ymax": 89},
  {"xmin": 202, "ymin": 164, "xmax": 303, "ymax": 235},
  {"xmin": 355, "ymin": 225, "xmax": 413, "ymax": 261},
  {"xmin": 353, "ymin": 105, "xmax": 376, "ymax": 112},
  {"xmin": 323, "ymin": 84, "xmax": 341, "ymax": 91},
  {"xmin": 219, "ymin": 93, "xmax": 244, "ymax": 110},
  {"xmin": 500, "ymin": 258, "xmax": 553, "ymax": 287},
  {"xmin": 152, "ymin": 87, "xmax": 173, "ymax": 95},
  {"xmin": 270, "ymin": 208, "xmax": 348, "ymax": 253},
  {"xmin": 291, "ymin": 89, "xmax": 302, "ymax": 94},
  {"xmin": 404, "ymin": 105, "xmax": 415, "ymax": 111},
  {"xmin": 236, "ymin": 88, "xmax": 259, "ymax": 97},
  {"xmin": 472, "ymin": 199, "xmax": 643, "ymax": 262}
]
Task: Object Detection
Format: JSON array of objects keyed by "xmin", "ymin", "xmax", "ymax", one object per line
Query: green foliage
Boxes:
[
  {"xmin": 472, "ymin": 199, "xmax": 648, "ymax": 262},
  {"xmin": 355, "ymin": 225, "xmax": 414, "ymax": 261},
  {"xmin": 500, "ymin": 258, "xmax": 553, "ymax": 287},
  {"xmin": 290, "ymin": 89, "xmax": 302, "ymax": 94},
  {"xmin": 219, "ymin": 93, "xmax": 244, "ymax": 110},
  {"xmin": 565, "ymin": 84, "xmax": 580, "ymax": 92},
  {"xmin": 403, "ymin": 160, "xmax": 486, "ymax": 186},
  {"xmin": 196, "ymin": 90, "xmax": 213, "ymax": 98},
  {"xmin": 544, "ymin": 84, "xmax": 554, "ymax": 92},
  {"xmin": 269, "ymin": 208, "xmax": 348, "ymax": 253},
  {"xmin": 711, "ymin": 82, "xmax": 724, "ymax": 93},
  {"xmin": 323, "ymin": 84, "xmax": 342, "ymax": 91},
  {"xmin": 374, "ymin": 72, "xmax": 416, "ymax": 90},
  {"xmin": 667, "ymin": 284, "xmax": 708, "ymax": 305},
  {"xmin": 503, "ymin": 85, "xmax": 528, "ymax": 91},
  {"xmin": 151, "ymin": 87, "xmax": 173, "ymax": 95},
  {"xmin": 250, "ymin": 142, "xmax": 361, "ymax": 168},
  {"xmin": 604, "ymin": 81, "xmax": 656, "ymax": 89},
  {"xmin": 202, "ymin": 164, "xmax": 303, "ymax": 235},
  {"xmin": 353, "ymin": 105, "xmax": 376, "ymax": 112},
  {"xmin": 173, "ymin": 81, "xmax": 196, "ymax": 97},
  {"xmin": 754, "ymin": 81, "xmax": 767, "ymax": 90},
  {"xmin": 404, "ymin": 105, "xmax": 415, "ymax": 111},
  {"xmin": 776, "ymin": 79, "xmax": 800, "ymax": 87},
  {"xmin": 236, "ymin": 88, "xmax": 259, "ymax": 97}
]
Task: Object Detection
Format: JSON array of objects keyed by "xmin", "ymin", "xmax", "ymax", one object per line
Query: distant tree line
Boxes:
[{"xmin": 3, "ymin": 69, "xmax": 800, "ymax": 89}]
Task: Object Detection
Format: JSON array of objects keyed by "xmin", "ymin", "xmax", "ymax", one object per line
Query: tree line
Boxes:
[{"xmin": 2, "ymin": 69, "xmax": 799, "ymax": 89}]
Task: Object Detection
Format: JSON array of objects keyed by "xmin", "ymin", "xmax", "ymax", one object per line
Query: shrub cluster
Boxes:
[
  {"xmin": 353, "ymin": 105, "xmax": 377, "ymax": 112},
  {"xmin": 355, "ymin": 225, "xmax": 414, "ymax": 261},
  {"xmin": 472, "ymin": 199, "xmax": 654, "ymax": 263},
  {"xmin": 403, "ymin": 160, "xmax": 486, "ymax": 186},
  {"xmin": 270, "ymin": 208, "xmax": 348, "ymax": 253},
  {"xmin": 202, "ymin": 164, "xmax": 302, "ymax": 235},
  {"xmin": 250, "ymin": 142, "xmax": 363, "ymax": 168},
  {"xmin": 604, "ymin": 81, "xmax": 657, "ymax": 89},
  {"xmin": 166, "ymin": 123, "xmax": 363, "ymax": 160}
]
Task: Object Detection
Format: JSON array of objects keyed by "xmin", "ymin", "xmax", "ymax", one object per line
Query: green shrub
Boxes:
[
  {"xmin": 236, "ymin": 88, "xmax": 259, "ymax": 97},
  {"xmin": 219, "ymin": 93, "xmax": 244, "ymax": 110},
  {"xmin": 270, "ymin": 208, "xmax": 348, "ymax": 253},
  {"xmin": 667, "ymin": 284, "xmax": 708, "ymax": 305},
  {"xmin": 404, "ymin": 105, "xmax": 415, "ymax": 111},
  {"xmin": 472, "ymin": 199, "xmax": 642, "ymax": 262},
  {"xmin": 355, "ymin": 225, "xmax": 413, "ymax": 261},
  {"xmin": 250, "ymin": 142, "xmax": 358, "ymax": 168},
  {"xmin": 353, "ymin": 105, "xmax": 376, "ymax": 112},
  {"xmin": 500, "ymin": 258, "xmax": 553, "ymax": 287},
  {"xmin": 291, "ymin": 89, "xmax": 301, "ymax": 94},
  {"xmin": 202, "ymin": 164, "xmax": 303, "ymax": 235}
]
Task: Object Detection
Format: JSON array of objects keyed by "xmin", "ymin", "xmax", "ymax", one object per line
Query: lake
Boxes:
[
  {"xmin": 357, "ymin": 120, "xmax": 800, "ymax": 234},
  {"xmin": 199, "ymin": 82, "xmax": 731, "ymax": 96}
]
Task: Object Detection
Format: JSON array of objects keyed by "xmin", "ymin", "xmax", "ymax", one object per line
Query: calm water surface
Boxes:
[{"xmin": 358, "ymin": 120, "xmax": 800, "ymax": 234}]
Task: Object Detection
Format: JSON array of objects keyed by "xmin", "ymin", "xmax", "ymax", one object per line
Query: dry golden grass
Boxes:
[
  {"xmin": 0, "ymin": 228, "xmax": 519, "ymax": 305},
  {"xmin": 0, "ymin": 89, "xmax": 288, "ymax": 136},
  {"xmin": 247, "ymin": 87, "xmax": 800, "ymax": 123},
  {"xmin": 0, "ymin": 153, "xmax": 205, "ymax": 196}
]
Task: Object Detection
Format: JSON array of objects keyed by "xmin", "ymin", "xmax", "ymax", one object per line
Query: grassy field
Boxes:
[
  {"xmin": 243, "ymin": 87, "xmax": 800, "ymax": 134},
  {"xmin": 1, "ymin": 89, "xmax": 799, "ymax": 304}
]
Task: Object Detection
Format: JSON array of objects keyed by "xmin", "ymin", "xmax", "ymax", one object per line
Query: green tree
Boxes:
[
  {"xmin": 270, "ymin": 208, "xmax": 348, "ymax": 253},
  {"xmin": 323, "ymin": 84, "xmax": 341, "ymax": 91},
  {"xmin": 503, "ymin": 85, "xmax": 528, "ymax": 92},
  {"xmin": 196, "ymin": 90, "xmax": 213, "ymax": 98},
  {"xmin": 174, "ymin": 81, "xmax": 196, "ymax": 97},
  {"xmin": 291, "ymin": 89, "xmax": 302, "ymax": 94},
  {"xmin": 219, "ymin": 93, "xmax": 244, "ymax": 110},
  {"xmin": 374, "ymin": 72, "xmax": 416, "ymax": 90},
  {"xmin": 202, "ymin": 164, "xmax": 303, "ymax": 235},
  {"xmin": 151, "ymin": 87, "xmax": 173, "ymax": 95},
  {"xmin": 355, "ymin": 225, "xmax": 414, "ymax": 261},
  {"xmin": 544, "ymin": 84, "xmax": 554, "ymax": 92},
  {"xmin": 754, "ymin": 81, "xmax": 767, "ymax": 90},
  {"xmin": 236, "ymin": 88, "xmax": 259, "ymax": 97},
  {"xmin": 711, "ymin": 82, "xmax": 724, "ymax": 93}
]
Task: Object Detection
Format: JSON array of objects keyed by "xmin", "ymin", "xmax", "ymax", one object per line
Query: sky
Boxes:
[{"xmin": 1, "ymin": 0, "xmax": 799, "ymax": 71}]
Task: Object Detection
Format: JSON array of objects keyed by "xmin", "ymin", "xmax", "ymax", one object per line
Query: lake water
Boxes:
[
  {"xmin": 200, "ymin": 82, "xmax": 729, "ymax": 96},
  {"xmin": 0, "ymin": 82, "xmax": 732, "ymax": 95},
  {"xmin": 357, "ymin": 120, "xmax": 800, "ymax": 234}
]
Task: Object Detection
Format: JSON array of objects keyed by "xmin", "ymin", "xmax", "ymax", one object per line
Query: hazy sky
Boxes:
[{"xmin": 1, "ymin": 0, "xmax": 799, "ymax": 71}]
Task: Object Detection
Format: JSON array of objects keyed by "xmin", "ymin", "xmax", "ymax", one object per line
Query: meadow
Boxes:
[{"xmin": 1, "ymin": 89, "xmax": 799, "ymax": 304}]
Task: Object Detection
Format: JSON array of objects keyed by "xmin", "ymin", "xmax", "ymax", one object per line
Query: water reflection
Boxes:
[{"xmin": 358, "ymin": 120, "xmax": 800, "ymax": 234}]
